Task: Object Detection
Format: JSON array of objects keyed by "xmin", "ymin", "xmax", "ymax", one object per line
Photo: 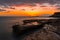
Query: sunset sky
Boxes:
[{"xmin": 0, "ymin": 0, "xmax": 60, "ymax": 16}]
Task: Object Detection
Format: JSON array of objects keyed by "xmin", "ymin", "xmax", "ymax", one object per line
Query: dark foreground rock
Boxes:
[
  {"xmin": 22, "ymin": 12, "xmax": 60, "ymax": 40},
  {"xmin": 12, "ymin": 24, "xmax": 60, "ymax": 40},
  {"xmin": 23, "ymin": 24, "xmax": 60, "ymax": 40}
]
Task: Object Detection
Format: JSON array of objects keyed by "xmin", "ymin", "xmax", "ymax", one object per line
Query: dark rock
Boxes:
[{"xmin": 50, "ymin": 12, "xmax": 60, "ymax": 17}]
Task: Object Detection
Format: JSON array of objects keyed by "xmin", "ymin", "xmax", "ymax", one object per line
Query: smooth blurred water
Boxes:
[{"xmin": 0, "ymin": 17, "xmax": 23, "ymax": 40}]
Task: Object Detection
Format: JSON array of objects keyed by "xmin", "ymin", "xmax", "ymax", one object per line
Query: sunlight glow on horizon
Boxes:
[{"xmin": 0, "ymin": 3, "xmax": 60, "ymax": 16}]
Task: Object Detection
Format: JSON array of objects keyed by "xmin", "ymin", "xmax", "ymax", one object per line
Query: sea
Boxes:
[{"xmin": 0, "ymin": 16, "xmax": 58, "ymax": 40}]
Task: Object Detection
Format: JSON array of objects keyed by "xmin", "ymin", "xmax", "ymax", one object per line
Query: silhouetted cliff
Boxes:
[{"xmin": 50, "ymin": 12, "xmax": 60, "ymax": 17}]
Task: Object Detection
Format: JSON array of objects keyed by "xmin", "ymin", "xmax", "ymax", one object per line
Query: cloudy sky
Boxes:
[{"xmin": 0, "ymin": 0, "xmax": 60, "ymax": 16}]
